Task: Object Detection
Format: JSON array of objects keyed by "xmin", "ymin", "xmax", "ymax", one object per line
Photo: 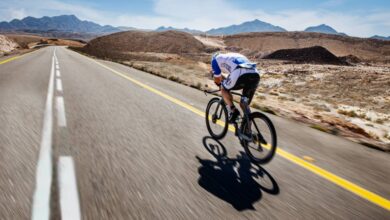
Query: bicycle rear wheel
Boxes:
[
  {"xmin": 241, "ymin": 112, "xmax": 277, "ymax": 164},
  {"xmin": 205, "ymin": 97, "xmax": 229, "ymax": 139}
]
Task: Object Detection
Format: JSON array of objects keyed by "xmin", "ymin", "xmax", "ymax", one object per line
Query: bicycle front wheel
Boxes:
[
  {"xmin": 205, "ymin": 97, "xmax": 229, "ymax": 139},
  {"xmin": 241, "ymin": 112, "xmax": 277, "ymax": 164}
]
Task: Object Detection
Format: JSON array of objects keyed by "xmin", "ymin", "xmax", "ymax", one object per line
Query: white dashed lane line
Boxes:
[
  {"xmin": 58, "ymin": 156, "xmax": 81, "ymax": 220},
  {"xmin": 53, "ymin": 48, "xmax": 81, "ymax": 217},
  {"xmin": 56, "ymin": 78, "xmax": 63, "ymax": 92},
  {"xmin": 56, "ymin": 96, "xmax": 67, "ymax": 127}
]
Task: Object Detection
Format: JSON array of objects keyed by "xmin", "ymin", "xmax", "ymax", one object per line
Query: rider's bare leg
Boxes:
[
  {"xmin": 221, "ymin": 87, "xmax": 234, "ymax": 108},
  {"xmin": 222, "ymin": 87, "xmax": 247, "ymax": 114}
]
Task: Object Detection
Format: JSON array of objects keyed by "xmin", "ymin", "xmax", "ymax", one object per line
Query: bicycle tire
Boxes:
[
  {"xmin": 205, "ymin": 98, "xmax": 229, "ymax": 139},
  {"xmin": 241, "ymin": 112, "xmax": 277, "ymax": 164}
]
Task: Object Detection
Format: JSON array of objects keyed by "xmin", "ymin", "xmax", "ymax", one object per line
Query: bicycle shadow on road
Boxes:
[{"xmin": 196, "ymin": 136, "xmax": 279, "ymax": 211}]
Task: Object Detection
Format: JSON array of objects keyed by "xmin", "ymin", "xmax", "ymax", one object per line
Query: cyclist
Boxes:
[{"xmin": 211, "ymin": 52, "xmax": 260, "ymax": 123}]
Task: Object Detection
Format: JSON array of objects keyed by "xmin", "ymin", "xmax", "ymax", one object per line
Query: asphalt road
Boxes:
[{"xmin": 0, "ymin": 46, "xmax": 389, "ymax": 219}]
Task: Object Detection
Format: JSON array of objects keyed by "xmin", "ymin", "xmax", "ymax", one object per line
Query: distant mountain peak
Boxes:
[
  {"xmin": 317, "ymin": 24, "xmax": 330, "ymax": 27},
  {"xmin": 304, "ymin": 24, "xmax": 340, "ymax": 35},
  {"xmin": 206, "ymin": 19, "xmax": 286, "ymax": 35},
  {"xmin": 249, "ymin": 19, "xmax": 266, "ymax": 23}
]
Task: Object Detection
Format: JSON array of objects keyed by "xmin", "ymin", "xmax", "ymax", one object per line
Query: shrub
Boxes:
[
  {"xmin": 375, "ymin": 118, "xmax": 385, "ymax": 124},
  {"xmin": 313, "ymin": 104, "xmax": 331, "ymax": 112},
  {"xmin": 310, "ymin": 124, "xmax": 330, "ymax": 133},
  {"xmin": 168, "ymin": 75, "xmax": 179, "ymax": 82},
  {"xmin": 337, "ymin": 109, "xmax": 358, "ymax": 117},
  {"xmin": 278, "ymin": 96, "xmax": 288, "ymax": 101}
]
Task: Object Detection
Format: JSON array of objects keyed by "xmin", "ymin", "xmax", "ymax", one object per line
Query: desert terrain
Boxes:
[
  {"xmin": 0, "ymin": 34, "xmax": 85, "ymax": 57},
  {"xmin": 73, "ymin": 30, "xmax": 390, "ymax": 151}
]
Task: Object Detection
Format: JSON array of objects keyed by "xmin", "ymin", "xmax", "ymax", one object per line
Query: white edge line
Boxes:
[
  {"xmin": 56, "ymin": 78, "xmax": 63, "ymax": 92},
  {"xmin": 58, "ymin": 156, "xmax": 81, "ymax": 220},
  {"xmin": 31, "ymin": 51, "xmax": 55, "ymax": 220},
  {"xmin": 56, "ymin": 96, "xmax": 67, "ymax": 127}
]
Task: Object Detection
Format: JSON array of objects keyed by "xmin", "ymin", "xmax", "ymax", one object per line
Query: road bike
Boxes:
[{"xmin": 204, "ymin": 89, "xmax": 277, "ymax": 164}]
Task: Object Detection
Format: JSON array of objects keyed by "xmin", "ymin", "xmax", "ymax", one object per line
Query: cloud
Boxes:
[
  {"xmin": 0, "ymin": 0, "xmax": 389, "ymax": 37},
  {"xmin": 9, "ymin": 8, "xmax": 27, "ymax": 20}
]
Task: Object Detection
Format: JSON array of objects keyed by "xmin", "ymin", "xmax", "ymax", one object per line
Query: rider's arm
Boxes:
[{"xmin": 211, "ymin": 57, "xmax": 222, "ymax": 86}]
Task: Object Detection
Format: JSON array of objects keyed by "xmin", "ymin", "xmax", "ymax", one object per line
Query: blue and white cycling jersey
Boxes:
[
  {"xmin": 211, "ymin": 53, "xmax": 258, "ymax": 76},
  {"xmin": 212, "ymin": 53, "xmax": 259, "ymax": 90}
]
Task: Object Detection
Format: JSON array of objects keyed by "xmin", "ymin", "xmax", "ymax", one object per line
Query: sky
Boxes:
[{"xmin": 0, "ymin": 0, "xmax": 389, "ymax": 37}]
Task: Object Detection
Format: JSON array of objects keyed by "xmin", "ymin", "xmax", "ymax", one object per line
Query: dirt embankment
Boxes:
[
  {"xmin": 5, "ymin": 34, "xmax": 85, "ymax": 49},
  {"xmin": 224, "ymin": 32, "xmax": 390, "ymax": 63},
  {"xmin": 78, "ymin": 30, "xmax": 208, "ymax": 61},
  {"xmin": 5, "ymin": 34, "xmax": 43, "ymax": 48},
  {"xmin": 0, "ymin": 35, "xmax": 18, "ymax": 54},
  {"xmin": 264, "ymin": 46, "xmax": 348, "ymax": 65}
]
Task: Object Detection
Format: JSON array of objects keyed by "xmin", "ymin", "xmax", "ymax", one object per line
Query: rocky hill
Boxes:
[
  {"xmin": 78, "ymin": 30, "xmax": 208, "ymax": 61},
  {"xmin": 0, "ymin": 35, "xmax": 18, "ymax": 53},
  {"xmin": 264, "ymin": 46, "xmax": 347, "ymax": 65}
]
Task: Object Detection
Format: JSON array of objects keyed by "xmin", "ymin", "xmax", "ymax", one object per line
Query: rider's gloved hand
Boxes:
[{"xmin": 214, "ymin": 74, "xmax": 222, "ymax": 87}]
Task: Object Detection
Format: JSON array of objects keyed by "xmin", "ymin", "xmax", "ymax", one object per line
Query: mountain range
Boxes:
[
  {"xmin": 1, "ymin": 15, "xmax": 388, "ymax": 40},
  {"xmin": 370, "ymin": 35, "xmax": 390, "ymax": 41},
  {"xmin": 0, "ymin": 15, "xmax": 119, "ymax": 33},
  {"xmin": 156, "ymin": 26, "xmax": 204, "ymax": 35}
]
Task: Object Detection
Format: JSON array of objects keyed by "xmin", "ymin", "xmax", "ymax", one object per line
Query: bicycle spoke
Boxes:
[
  {"xmin": 252, "ymin": 119, "xmax": 261, "ymax": 134},
  {"xmin": 217, "ymin": 106, "xmax": 223, "ymax": 120}
]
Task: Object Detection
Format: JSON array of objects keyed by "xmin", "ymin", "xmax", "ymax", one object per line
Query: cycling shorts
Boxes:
[{"xmin": 222, "ymin": 70, "xmax": 260, "ymax": 104}]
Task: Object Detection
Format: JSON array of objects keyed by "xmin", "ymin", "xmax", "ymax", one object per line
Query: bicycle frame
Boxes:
[{"xmin": 205, "ymin": 89, "xmax": 252, "ymax": 139}]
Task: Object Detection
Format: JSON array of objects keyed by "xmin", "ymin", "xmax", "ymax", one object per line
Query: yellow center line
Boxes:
[
  {"xmin": 0, "ymin": 48, "xmax": 42, "ymax": 65},
  {"xmin": 0, "ymin": 55, "xmax": 22, "ymax": 65},
  {"xmin": 87, "ymin": 54, "xmax": 389, "ymax": 211}
]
